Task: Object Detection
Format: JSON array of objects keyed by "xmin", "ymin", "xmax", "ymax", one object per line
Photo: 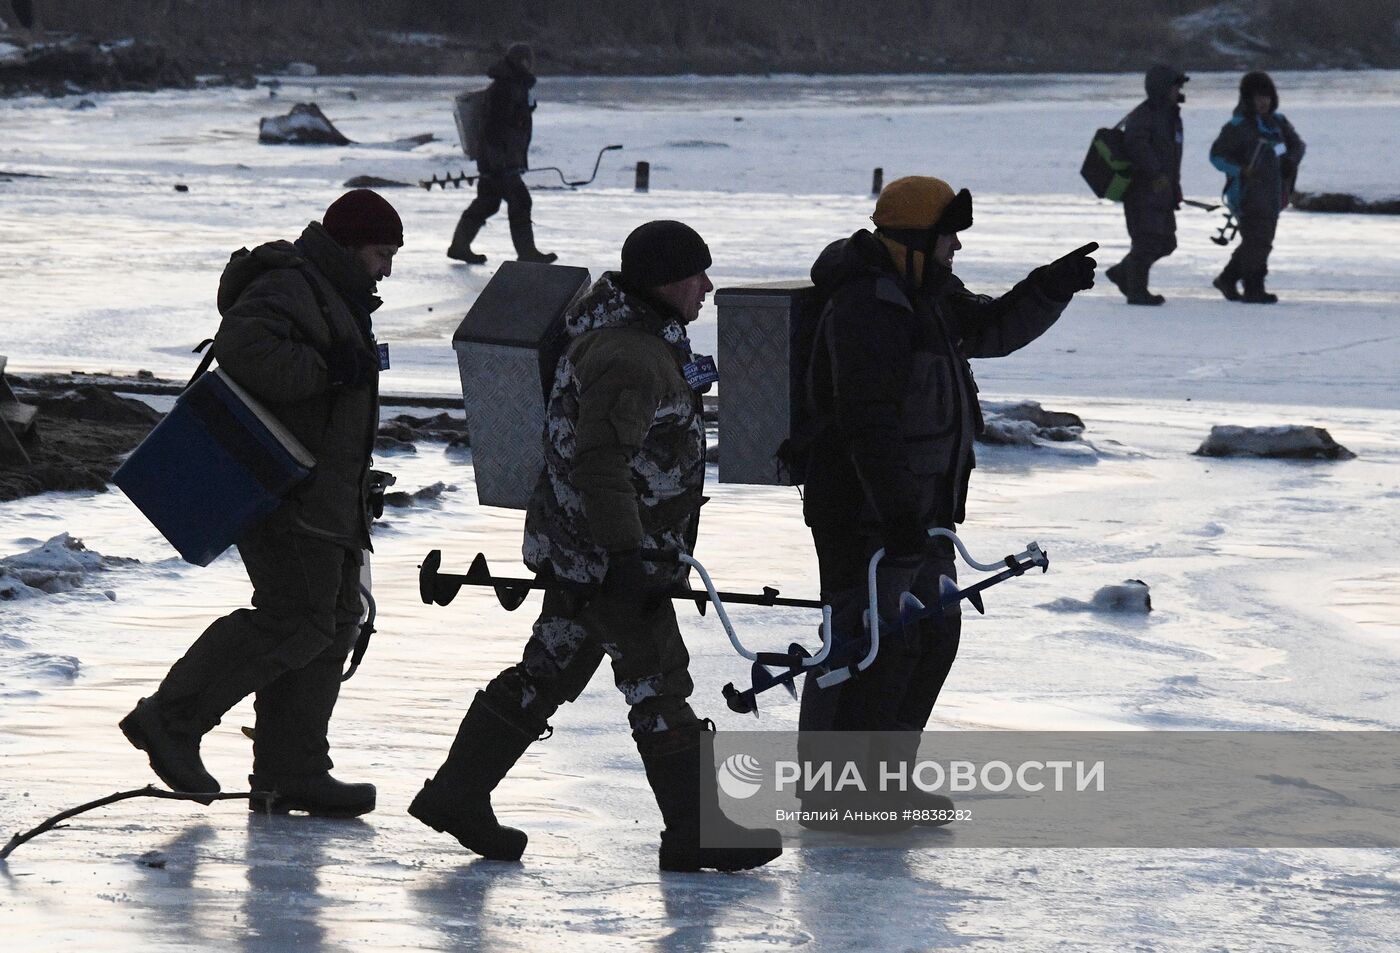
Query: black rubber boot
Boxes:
[
  {"xmin": 1136, "ymin": 261, "xmax": 1166, "ymax": 305},
  {"xmin": 1106, "ymin": 257, "xmax": 1162, "ymax": 305},
  {"xmin": 447, "ymin": 212, "xmax": 487, "ymax": 264},
  {"xmin": 879, "ymin": 731, "xmax": 956, "ymax": 828},
  {"xmin": 1213, "ymin": 260, "xmax": 1243, "ymax": 301},
  {"xmin": 408, "ymin": 691, "xmax": 542, "ymax": 861},
  {"xmin": 510, "ymin": 220, "xmax": 557, "ymax": 264},
  {"xmin": 1241, "ymin": 273, "xmax": 1278, "ymax": 304},
  {"xmin": 638, "ymin": 722, "xmax": 782, "ymax": 872},
  {"xmin": 1104, "ymin": 259, "xmax": 1131, "ymax": 299},
  {"xmin": 119, "ymin": 696, "xmax": 220, "ymax": 795},
  {"xmin": 248, "ymin": 773, "xmax": 376, "ymax": 817},
  {"xmin": 793, "ymin": 731, "xmax": 915, "ymax": 835}
]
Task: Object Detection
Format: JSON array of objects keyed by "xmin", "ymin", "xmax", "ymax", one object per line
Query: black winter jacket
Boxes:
[
  {"xmin": 213, "ymin": 222, "xmax": 381, "ymax": 548},
  {"xmin": 1123, "ymin": 64, "xmax": 1184, "ymax": 209},
  {"xmin": 802, "ymin": 231, "xmax": 1066, "ymax": 544},
  {"xmin": 478, "ymin": 55, "xmax": 536, "ymax": 174}
]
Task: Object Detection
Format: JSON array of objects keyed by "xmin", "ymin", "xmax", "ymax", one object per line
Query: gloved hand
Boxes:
[
  {"xmin": 1029, "ymin": 242, "xmax": 1099, "ymax": 302},
  {"xmin": 876, "ymin": 523, "xmax": 926, "ymax": 625},
  {"xmin": 325, "ymin": 339, "xmax": 377, "ymax": 389},
  {"xmin": 877, "ymin": 559, "xmax": 923, "ymax": 629},
  {"xmin": 601, "ymin": 548, "xmax": 666, "ymax": 615},
  {"xmin": 1151, "ymin": 175, "xmax": 1173, "ymax": 198}
]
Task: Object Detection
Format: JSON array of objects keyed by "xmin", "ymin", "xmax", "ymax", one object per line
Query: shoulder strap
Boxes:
[{"xmin": 184, "ymin": 339, "xmax": 216, "ymax": 391}]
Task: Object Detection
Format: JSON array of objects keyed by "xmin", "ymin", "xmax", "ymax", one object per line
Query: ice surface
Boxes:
[{"xmin": 2, "ymin": 71, "xmax": 1399, "ymax": 951}]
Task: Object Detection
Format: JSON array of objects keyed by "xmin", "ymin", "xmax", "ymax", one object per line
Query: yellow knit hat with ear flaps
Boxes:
[{"xmin": 872, "ymin": 176, "xmax": 958, "ymax": 229}]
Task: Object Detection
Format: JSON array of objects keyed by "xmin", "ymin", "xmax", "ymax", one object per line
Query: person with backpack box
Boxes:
[
  {"xmin": 795, "ymin": 177, "xmax": 1096, "ymax": 826},
  {"xmin": 446, "ymin": 43, "xmax": 557, "ymax": 266},
  {"xmin": 411, "ymin": 221, "xmax": 781, "ymax": 873}
]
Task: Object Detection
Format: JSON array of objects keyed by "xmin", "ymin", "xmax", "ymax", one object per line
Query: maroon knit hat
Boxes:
[{"xmin": 322, "ymin": 189, "xmax": 404, "ymax": 248}]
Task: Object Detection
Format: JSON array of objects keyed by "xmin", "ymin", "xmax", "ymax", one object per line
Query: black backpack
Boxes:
[{"xmin": 1080, "ymin": 112, "xmax": 1133, "ymax": 201}]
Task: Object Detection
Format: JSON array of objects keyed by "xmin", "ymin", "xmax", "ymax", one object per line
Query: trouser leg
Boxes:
[
  {"xmin": 465, "ymin": 175, "xmax": 505, "ymax": 225},
  {"xmin": 153, "ymin": 527, "xmax": 351, "ymax": 735},
  {"xmin": 251, "ymin": 543, "xmax": 363, "ymax": 778},
  {"xmin": 580, "ymin": 593, "xmax": 700, "ymax": 737},
  {"xmin": 498, "ymin": 173, "xmax": 555, "ymax": 262},
  {"xmin": 1230, "ymin": 208, "xmax": 1277, "ymax": 276}
]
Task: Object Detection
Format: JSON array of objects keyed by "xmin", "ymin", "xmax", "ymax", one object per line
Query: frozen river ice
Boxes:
[{"xmin": 2, "ymin": 70, "xmax": 1400, "ymax": 951}]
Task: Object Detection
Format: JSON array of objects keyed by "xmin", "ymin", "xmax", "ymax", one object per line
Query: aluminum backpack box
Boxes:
[
  {"xmin": 453, "ymin": 261, "xmax": 592, "ymax": 509},
  {"xmin": 715, "ymin": 281, "xmax": 824, "ymax": 485}
]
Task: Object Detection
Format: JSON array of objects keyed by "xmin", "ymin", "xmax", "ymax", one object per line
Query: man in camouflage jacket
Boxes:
[{"xmin": 411, "ymin": 221, "xmax": 781, "ymax": 873}]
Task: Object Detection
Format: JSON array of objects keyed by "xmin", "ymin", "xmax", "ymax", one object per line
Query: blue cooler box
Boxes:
[{"xmin": 114, "ymin": 369, "xmax": 316, "ymax": 566}]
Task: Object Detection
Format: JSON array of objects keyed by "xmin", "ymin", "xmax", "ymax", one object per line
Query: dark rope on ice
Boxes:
[{"xmin": 0, "ymin": 785, "xmax": 273, "ymax": 860}]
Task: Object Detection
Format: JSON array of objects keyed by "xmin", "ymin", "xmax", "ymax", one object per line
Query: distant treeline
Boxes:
[{"xmin": 16, "ymin": 0, "xmax": 1400, "ymax": 74}]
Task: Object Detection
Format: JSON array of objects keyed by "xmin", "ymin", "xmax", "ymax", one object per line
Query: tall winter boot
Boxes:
[
  {"xmin": 247, "ymin": 634, "xmax": 376, "ymax": 818},
  {"xmin": 878, "ymin": 731, "xmax": 956, "ymax": 827},
  {"xmin": 447, "ymin": 211, "xmax": 487, "ymax": 264},
  {"xmin": 638, "ymin": 721, "xmax": 782, "ymax": 872},
  {"xmin": 1104, "ymin": 257, "xmax": 1133, "ymax": 301},
  {"xmin": 510, "ymin": 220, "xmax": 557, "ymax": 265},
  {"xmin": 1106, "ymin": 256, "xmax": 1163, "ymax": 305},
  {"xmin": 1240, "ymin": 272, "xmax": 1278, "ymax": 304},
  {"xmin": 408, "ymin": 690, "xmax": 544, "ymax": 861},
  {"xmin": 119, "ymin": 695, "xmax": 220, "ymax": 795},
  {"xmin": 1136, "ymin": 261, "xmax": 1166, "ymax": 305},
  {"xmin": 1212, "ymin": 260, "xmax": 1243, "ymax": 301}
]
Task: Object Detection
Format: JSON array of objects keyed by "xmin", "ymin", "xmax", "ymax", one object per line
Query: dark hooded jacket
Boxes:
[
  {"xmin": 478, "ymin": 54, "xmax": 536, "ymax": 174},
  {"xmin": 212, "ymin": 221, "xmax": 381, "ymax": 548},
  {"xmin": 802, "ymin": 230, "xmax": 1066, "ymax": 543},
  {"xmin": 1210, "ymin": 72, "xmax": 1306, "ymax": 217},
  {"xmin": 1123, "ymin": 64, "xmax": 1185, "ymax": 211},
  {"xmin": 523, "ymin": 272, "xmax": 707, "ymax": 586}
]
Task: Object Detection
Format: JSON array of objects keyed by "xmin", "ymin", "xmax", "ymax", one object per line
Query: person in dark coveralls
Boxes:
[
  {"xmin": 797, "ymin": 176, "xmax": 1096, "ymax": 825},
  {"xmin": 446, "ymin": 42, "xmax": 556, "ymax": 266},
  {"xmin": 1210, "ymin": 71, "xmax": 1306, "ymax": 304},
  {"xmin": 411, "ymin": 221, "xmax": 781, "ymax": 872},
  {"xmin": 120, "ymin": 189, "xmax": 400, "ymax": 817},
  {"xmin": 1105, "ymin": 64, "xmax": 1188, "ymax": 306}
]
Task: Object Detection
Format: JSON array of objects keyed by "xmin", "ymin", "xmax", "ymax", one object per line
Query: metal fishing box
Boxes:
[
  {"xmin": 113, "ymin": 369, "xmax": 315, "ymax": 566},
  {"xmin": 714, "ymin": 281, "xmax": 824, "ymax": 485},
  {"xmin": 453, "ymin": 261, "xmax": 592, "ymax": 509}
]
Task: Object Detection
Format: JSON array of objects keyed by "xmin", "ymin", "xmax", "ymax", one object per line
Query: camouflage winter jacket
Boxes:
[{"xmin": 523, "ymin": 272, "xmax": 706, "ymax": 585}]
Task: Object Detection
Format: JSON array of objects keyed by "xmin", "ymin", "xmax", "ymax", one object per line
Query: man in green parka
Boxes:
[
  {"xmin": 410, "ymin": 221, "xmax": 781, "ymax": 873},
  {"xmin": 120, "ymin": 189, "xmax": 400, "ymax": 817}
]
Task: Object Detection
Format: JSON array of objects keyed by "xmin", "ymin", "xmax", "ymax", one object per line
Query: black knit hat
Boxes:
[
  {"xmin": 323, "ymin": 189, "xmax": 403, "ymax": 248},
  {"xmin": 621, "ymin": 220, "xmax": 712, "ymax": 289}
]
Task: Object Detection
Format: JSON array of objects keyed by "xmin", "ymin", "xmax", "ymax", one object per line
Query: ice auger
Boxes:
[
  {"xmin": 418, "ymin": 549, "xmax": 821, "ymax": 614},
  {"xmin": 719, "ymin": 530, "xmax": 1050, "ymax": 715},
  {"xmin": 419, "ymin": 144, "xmax": 623, "ymax": 190}
]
